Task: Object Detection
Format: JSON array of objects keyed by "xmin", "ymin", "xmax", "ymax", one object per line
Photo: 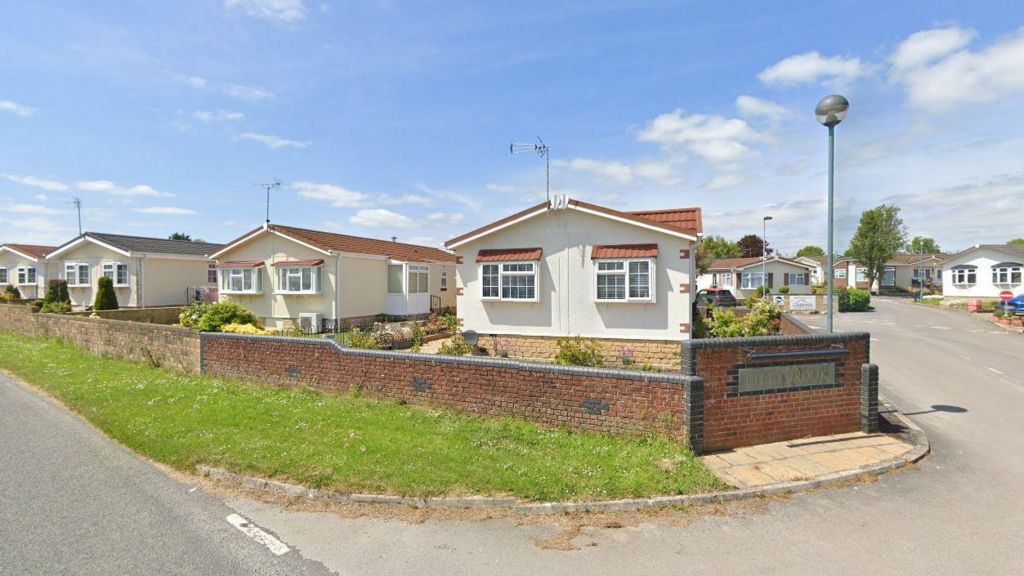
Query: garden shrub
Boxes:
[
  {"xmin": 94, "ymin": 276, "xmax": 119, "ymax": 310},
  {"xmin": 44, "ymin": 279, "xmax": 70, "ymax": 305},
  {"xmin": 554, "ymin": 336, "xmax": 604, "ymax": 367},
  {"xmin": 437, "ymin": 333, "xmax": 474, "ymax": 356},
  {"xmin": 345, "ymin": 327, "xmax": 382, "ymax": 350},
  {"xmin": 836, "ymin": 286, "xmax": 850, "ymax": 312},
  {"xmin": 442, "ymin": 313, "xmax": 458, "ymax": 335},
  {"xmin": 410, "ymin": 323, "xmax": 424, "ymax": 352},
  {"xmin": 196, "ymin": 301, "xmax": 260, "ymax": 332},
  {"xmin": 707, "ymin": 300, "xmax": 781, "ymax": 337},
  {"xmin": 178, "ymin": 301, "xmax": 209, "ymax": 328},
  {"xmin": 221, "ymin": 323, "xmax": 275, "ymax": 335},
  {"xmin": 3, "ymin": 285, "xmax": 21, "ymax": 300},
  {"xmin": 39, "ymin": 301, "xmax": 72, "ymax": 314},
  {"xmin": 840, "ymin": 288, "xmax": 870, "ymax": 312},
  {"xmin": 778, "ymin": 285, "xmax": 790, "ymax": 294}
]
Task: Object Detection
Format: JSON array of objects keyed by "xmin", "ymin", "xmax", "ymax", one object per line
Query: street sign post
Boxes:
[{"xmin": 1000, "ymin": 290, "xmax": 1014, "ymax": 301}]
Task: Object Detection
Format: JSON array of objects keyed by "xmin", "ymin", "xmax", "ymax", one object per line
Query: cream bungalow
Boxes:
[
  {"xmin": 699, "ymin": 256, "xmax": 814, "ymax": 299},
  {"xmin": 942, "ymin": 244, "xmax": 1024, "ymax": 301},
  {"xmin": 443, "ymin": 197, "xmax": 702, "ymax": 365},
  {"xmin": 211, "ymin": 223, "xmax": 457, "ymax": 332},
  {"xmin": 44, "ymin": 233, "xmax": 224, "ymax": 310},
  {"xmin": 0, "ymin": 244, "xmax": 58, "ymax": 299},
  {"xmin": 876, "ymin": 253, "xmax": 947, "ymax": 291}
]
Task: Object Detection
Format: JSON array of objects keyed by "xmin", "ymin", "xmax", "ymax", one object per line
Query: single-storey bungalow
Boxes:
[
  {"xmin": 876, "ymin": 253, "xmax": 947, "ymax": 291},
  {"xmin": 211, "ymin": 223, "xmax": 457, "ymax": 332},
  {"xmin": 444, "ymin": 197, "xmax": 702, "ymax": 366},
  {"xmin": 698, "ymin": 256, "xmax": 814, "ymax": 299},
  {"xmin": 941, "ymin": 244, "xmax": 1024, "ymax": 301},
  {"xmin": 44, "ymin": 232, "xmax": 224, "ymax": 310},
  {"xmin": 0, "ymin": 244, "xmax": 58, "ymax": 299}
]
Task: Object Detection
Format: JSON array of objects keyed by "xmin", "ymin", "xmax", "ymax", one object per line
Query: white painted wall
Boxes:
[
  {"xmin": 452, "ymin": 207, "xmax": 695, "ymax": 340},
  {"xmin": 0, "ymin": 251, "xmax": 58, "ymax": 300},
  {"xmin": 942, "ymin": 247, "xmax": 1024, "ymax": 299}
]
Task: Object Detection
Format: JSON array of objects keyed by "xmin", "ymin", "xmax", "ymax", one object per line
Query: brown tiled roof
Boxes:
[
  {"xmin": 626, "ymin": 207, "xmax": 702, "ymax": 235},
  {"xmin": 591, "ymin": 243, "xmax": 658, "ymax": 259},
  {"xmin": 268, "ymin": 224, "xmax": 457, "ymax": 263},
  {"xmin": 217, "ymin": 260, "xmax": 265, "ymax": 268},
  {"xmin": 476, "ymin": 247, "xmax": 543, "ymax": 262},
  {"xmin": 271, "ymin": 259, "xmax": 325, "ymax": 267},
  {"xmin": 708, "ymin": 257, "xmax": 762, "ymax": 270},
  {"xmin": 887, "ymin": 253, "xmax": 948, "ymax": 265},
  {"xmin": 1, "ymin": 244, "xmax": 57, "ymax": 259}
]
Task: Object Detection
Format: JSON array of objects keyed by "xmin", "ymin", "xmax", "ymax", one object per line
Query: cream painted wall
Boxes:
[
  {"xmin": 434, "ymin": 263, "xmax": 456, "ymax": 309},
  {"xmin": 0, "ymin": 252, "xmax": 58, "ymax": 300},
  {"xmin": 339, "ymin": 254, "xmax": 387, "ymax": 318},
  {"xmin": 141, "ymin": 257, "xmax": 215, "ymax": 307},
  {"xmin": 49, "ymin": 242, "xmax": 139, "ymax": 309},
  {"xmin": 452, "ymin": 208, "xmax": 695, "ymax": 341}
]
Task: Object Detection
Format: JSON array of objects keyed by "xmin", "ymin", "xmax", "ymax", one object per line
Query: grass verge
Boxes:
[{"xmin": 0, "ymin": 331, "xmax": 726, "ymax": 501}]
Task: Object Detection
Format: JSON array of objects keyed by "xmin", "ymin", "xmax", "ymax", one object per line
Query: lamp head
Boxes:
[{"xmin": 815, "ymin": 94, "xmax": 849, "ymax": 127}]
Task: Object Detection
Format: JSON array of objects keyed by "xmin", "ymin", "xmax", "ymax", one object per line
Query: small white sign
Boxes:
[
  {"xmin": 772, "ymin": 295, "xmax": 785, "ymax": 306},
  {"xmin": 790, "ymin": 295, "xmax": 817, "ymax": 311}
]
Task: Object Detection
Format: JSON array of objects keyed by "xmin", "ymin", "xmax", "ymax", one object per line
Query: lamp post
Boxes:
[
  {"xmin": 762, "ymin": 216, "xmax": 773, "ymax": 296},
  {"xmin": 816, "ymin": 94, "xmax": 850, "ymax": 333}
]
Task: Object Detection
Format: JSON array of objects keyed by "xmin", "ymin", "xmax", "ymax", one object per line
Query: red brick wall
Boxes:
[
  {"xmin": 686, "ymin": 334, "xmax": 868, "ymax": 452},
  {"xmin": 201, "ymin": 334, "xmax": 688, "ymax": 437}
]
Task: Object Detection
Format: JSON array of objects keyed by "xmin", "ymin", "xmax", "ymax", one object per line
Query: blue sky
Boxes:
[{"xmin": 2, "ymin": 1, "xmax": 1022, "ymax": 254}]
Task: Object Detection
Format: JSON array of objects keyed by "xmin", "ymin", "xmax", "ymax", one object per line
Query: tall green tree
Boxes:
[
  {"xmin": 846, "ymin": 205, "xmax": 907, "ymax": 290},
  {"xmin": 737, "ymin": 234, "xmax": 772, "ymax": 258},
  {"xmin": 796, "ymin": 245, "xmax": 825, "ymax": 258},
  {"xmin": 1009, "ymin": 238, "xmax": 1024, "ymax": 245},
  {"xmin": 168, "ymin": 232, "xmax": 193, "ymax": 241},
  {"xmin": 696, "ymin": 235, "xmax": 742, "ymax": 274},
  {"xmin": 906, "ymin": 236, "xmax": 941, "ymax": 254}
]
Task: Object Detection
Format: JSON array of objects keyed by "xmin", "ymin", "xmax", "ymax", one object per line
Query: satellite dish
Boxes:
[{"xmin": 462, "ymin": 330, "xmax": 479, "ymax": 346}]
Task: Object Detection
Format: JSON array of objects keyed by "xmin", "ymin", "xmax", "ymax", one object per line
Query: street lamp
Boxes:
[
  {"xmin": 816, "ymin": 94, "xmax": 849, "ymax": 333},
  {"xmin": 762, "ymin": 216, "xmax": 773, "ymax": 296}
]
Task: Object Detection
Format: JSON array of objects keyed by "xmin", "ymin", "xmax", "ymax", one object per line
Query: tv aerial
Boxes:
[{"xmin": 510, "ymin": 137, "xmax": 550, "ymax": 204}]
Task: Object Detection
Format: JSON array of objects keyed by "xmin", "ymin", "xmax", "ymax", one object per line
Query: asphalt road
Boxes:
[
  {"xmin": 3, "ymin": 298, "xmax": 1022, "ymax": 574},
  {"xmin": 0, "ymin": 375, "xmax": 332, "ymax": 575}
]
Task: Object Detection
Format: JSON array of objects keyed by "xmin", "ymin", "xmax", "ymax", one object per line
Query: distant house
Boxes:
[
  {"xmin": 211, "ymin": 223, "xmax": 456, "ymax": 331},
  {"xmin": 876, "ymin": 253, "xmax": 947, "ymax": 291},
  {"xmin": 444, "ymin": 198, "xmax": 702, "ymax": 348},
  {"xmin": 0, "ymin": 244, "xmax": 58, "ymax": 299},
  {"xmin": 698, "ymin": 256, "xmax": 814, "ymax": 299},
  {"xmin": 44, "ymin": 233, "xmax": 224, "ymax": 310},
  {"xmin": 941, "ymin": 244, "xmax": 1024, "ymax": 301}
]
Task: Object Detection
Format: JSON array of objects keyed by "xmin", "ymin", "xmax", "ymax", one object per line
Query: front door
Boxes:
[{"xmin": 406, "ymin": 264, "xmax": 430, "ymax": 315}]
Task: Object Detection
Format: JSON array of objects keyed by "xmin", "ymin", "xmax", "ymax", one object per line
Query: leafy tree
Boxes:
[
  {"xmin": 906, "ymin": 236, "xmax": 941, "ymax": 254},
  {"xmin": 846, "ymin": 204, "xmax": 907, "ymax": 291},
  {"xmin": 796, "ymin": 245, "xmax": 825, "ymax": 258},
  {"xmin": 737, "ymin": 234, "xmax": 772, "ymax": 258},
  {"xmin": 696, "ymin": 235, "xmax": 742, "ymax": 273},
  {"xmin": 94, "ymin": 276, "xmax": 119, "ymax": 310},
  {"xmin": 1009, "ymin": 238, "xmax": 1024, "ymax": 245},
  {"xmin": 168, "ymin": 232, "xmax": 193, "ymax": 241}
]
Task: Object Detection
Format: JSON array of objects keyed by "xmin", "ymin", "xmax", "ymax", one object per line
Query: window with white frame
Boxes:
[
  {"xmin": 440, "ymin": 270, "xmax": 448, "ymax": 290},
  {"xmin": 207, "ymin": 263, "xmax": 218, "ymax": 285},
  {"xmin": 387, "ymin": 264, "xmax": 403, "ymax": 294},
  {"xmin": 480, "ymin": 262, "xmax": 537, "ymax": 301},
  {"xmin": 992, "ymin": 265, "xmax": 1022, "ymax": 285},
  {"xmin": 834, "ymin": 268, "xmax": 846, "ymax": 279},
  {"xmin": 789, "ymin": 272, "xmax": 808, "ymax": 286},
  {"xmin": 714, "ymin": 272, "xmax": 732, "ymax": 287},
  {"xmin": 952, "ymin": 267, "xmax": 976, "ymax": 285},
  {"xmin": 17, "ymin": 266, "xmax": 36, "ymax": 285},
  {"xmin": 101, "ymin": 262, "xmax": 129, "ymax": 286},
  {"xmin": 220, "ymin": 267, "xmax": 262, "ymax": 294},
  {"xmin": 0, "ymin": 267, "xmax": 7, "ymax": 284},
  {"xmin": 276, "ymin": 266, "xmax": 321, "ymax": 294},
  {"xmin": 882, "ymin": 267, "xmax": 895, "ymax": 286},
  {"xmin": 595, "ymin": 259, "xmax": 653, "ymax": 302},
  {"xmin": 855, "ymin": 268, "xmax": 867, "ymax": 283},
  {"xmin": 741, "ymin": 272, "xmax": 765, "ymax": 290},
  {"xmin": 408, "ymin": 265, "xmax": 429, "ymax": 294},
  {"xmin": 65, "ymin": 263, "xmax": 90, "ymax": 287}
]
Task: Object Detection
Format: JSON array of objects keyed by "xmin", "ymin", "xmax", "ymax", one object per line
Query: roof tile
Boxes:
[
  {"xmin": 591, "ymin": 243, "xmax": 658, "ymax": 259},
  {"xmin": 476, "ymin": 247, "xmax": 543, "ymax": 262}
]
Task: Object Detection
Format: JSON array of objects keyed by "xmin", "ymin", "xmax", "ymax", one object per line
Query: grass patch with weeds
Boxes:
[{"xmin": 0, "ymin": 331, "xmax": 726, "ymax": 501}]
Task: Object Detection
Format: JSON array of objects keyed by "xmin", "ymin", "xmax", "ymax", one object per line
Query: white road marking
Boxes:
[
  {"xmin": 987, "ymin": 367, "xmax": 1004, "ymax": 375},
  {"xmin": 870, "ymin": 338, "xmax": 879, "ymax": 342},
  {"xmin": 227, "ymin": 513, "xmax": 290, "ymax": 556},
  {"xmin": 930, "ymin": 326, "xmax": 950, "ymax": 330}
]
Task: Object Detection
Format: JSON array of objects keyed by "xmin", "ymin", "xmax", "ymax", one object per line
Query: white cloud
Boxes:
[
  {"xmin": 76, "ymin": 180, "xmax": 175, "ymax": 198},
  {"xmin": 239, "ymin": 132, "xmax": 311, "ymax": 149},
  {"xmin": 293, "ymin": 181, "xmax": 366, "ymax": 207},
  {"xmin": 0, "ymin": 216, "xmax": 75, "ymax": 245},
  {"xmin": 425, "ymin": 211, "xmax": 464, "ymax": 225},
  {"xmin": 702, "ymin": 174, "xmax": 746, "ymax": 190},
  {"xmin": 378, "ymin": 194, "xmax": 433, "ymax": 207},
  {"xmin": 193, "ymin": 109, "xmax": 244, "ymax": 122},
  {"xmin": 185, "ymin": 76, "xmax": 207, "ymax": 88},
  {"xmin": 350, "ymin": 208, "xmax": 418, "ymax": 229},
  {"xmin": 736, "ymin": 95, "xmax": 792, "ymax": 121},
  {"xmin": 758, "ymin": 51, "xmax": 867, "ymax": 87},
  {"xmin": 634, "ymin": 161, "xmax": 682, "ymax": 187},
  {"xmin": 225, "ymin": 0, "xmax": 307, "ymax": 22},
  {"xmin": 637, "ymin": 109, "xmax": 759, "ymax": 164},
  {"xmin": 222, "ymin": 84, "xmax": 275, "ymax": 101},
  {"xmin": 133, "ymin": 206, "xmax": 196, "ymax": 215},
  {"xmin": 0, "ymin": 100, "xmax": 36, "ymax": 117},
  {"xmin": 2, "ymin": 203, "xmax": 62, "ymax": 215},
  {"xmin": 33, "ymin": 194, "xmax": 48, "ymax": 201},
  {"xmin": 892, "ymin": 26, "xmax": 1024, "ymax": 111},
  {"xmin": 4, "ymin": 174, "xmax": 68, "ymax": 192},
  {"xmin": 562, "ymin": 158, "xmax": 633, "ymax": 185}
]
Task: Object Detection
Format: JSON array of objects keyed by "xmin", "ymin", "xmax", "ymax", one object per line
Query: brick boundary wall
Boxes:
[
  {"xmin": 681, "ymin": 313, "xmax": 876, "ymax": 453},
  {"xmin": 470, "ymin": 334, "xmax": 682, "ymax": 369},
  {"xmin": 70, "ymin": 306, "xmax": 185, "ymax": 325},
  {"xmin": 0, "ymin": 303, "xmax": 200, "ymax": 373},
  {"xmin": 200, "ymin": 333, "xmax": 690, "ymax": 438}
]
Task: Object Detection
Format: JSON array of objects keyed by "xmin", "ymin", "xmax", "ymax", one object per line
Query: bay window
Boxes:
[
  {"xmin": 992, "ymin": 263, "xmax": 1022, "ymax": 286},
  {"xmin": 595, "ymin": 259, "xmax": 653, "ymax": 302},
  {"xmin": 17, "ymin": 266, "xmax": 36, "ymax": 285},
  {"xmin": 480, "ymin": 262, "xmax": 537, "ymax": 301},
  {"xmin": 65, "ymin": 263, "xmax": 90, "ymax": 287},
  {"xmin": 101, "ymin": 262, "xmax": 129, "ymax": 287},
  {"xmin": 276, "ymin": 266, "xmax": 320, "ymax": 294},
  {"xmin": 220, "ymin": 267, "xmax": 262, "ymax": 294}
]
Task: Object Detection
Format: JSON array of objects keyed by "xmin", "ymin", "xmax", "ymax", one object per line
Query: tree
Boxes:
[
  {"xmin": 906, "ymin": 236, "xmax": 941, "ymax": 254},
  {"xmin": 846, "ymin": 205, "xmax": 907, "ymax": 291},
  {"xmin": 737, "ymin": 234, "xmax": 773, "ymax": 258},
  {"xmin": 1009, "ymin": 238, "xmax": 1024, "ymax": 245},
  {"xmin": 796, "ymin": 245, "xmax": 825, "ymax": 258},
  {"xmin": 168, "ymin": 232, "xmax": 193, "ymax": 241},
  {"xmin": 94, "ymin": 276, "xmax": 119, "ymax": 310},
  {"xmin": 696, "ymin": 235, "xmax": 742, "ymax": 273}
]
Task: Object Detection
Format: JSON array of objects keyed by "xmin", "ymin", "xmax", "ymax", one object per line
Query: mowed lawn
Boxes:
[{"xmin": 0, "ymin": 331, "xmax": 726, "ymax": 501}]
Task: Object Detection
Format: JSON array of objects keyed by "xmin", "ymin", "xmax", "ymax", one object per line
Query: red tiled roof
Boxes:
[
  {"xmin": 2, "ymin": 244, "xmax": 57, "ymax": 259},
  {"xmin": 476, "ymin": 247, "xmax": 543, "ymax": 262},
  {"xmin": 217, "ymin": 260, "xmax": 265, "ymax": 268},
  {"xmin": 271, "ymin": 259, "xmax": 324, "ymax": 267},
  {"xmin": 708, "ymin": 257, "xmax": 762, "ymax": 270},
  {"xmin": 270, "ymin": 224, "xmax": 457, "ymax": 263},
  {"xmin": 627, "ymin": 207, "xmax": 703, "ymax": 235},
  {"xmin": 591, "ymin": 243, "xmax": 658, "ymax": 259}
]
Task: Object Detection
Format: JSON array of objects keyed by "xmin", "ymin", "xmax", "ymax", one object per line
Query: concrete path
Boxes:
[
  {"xmin": 0, "ymin": 375, "xmax": 331, "ymax": 576},
  {"xmin": 700, "ymin": 430, "xmax": 913, "ymax": 488}
]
